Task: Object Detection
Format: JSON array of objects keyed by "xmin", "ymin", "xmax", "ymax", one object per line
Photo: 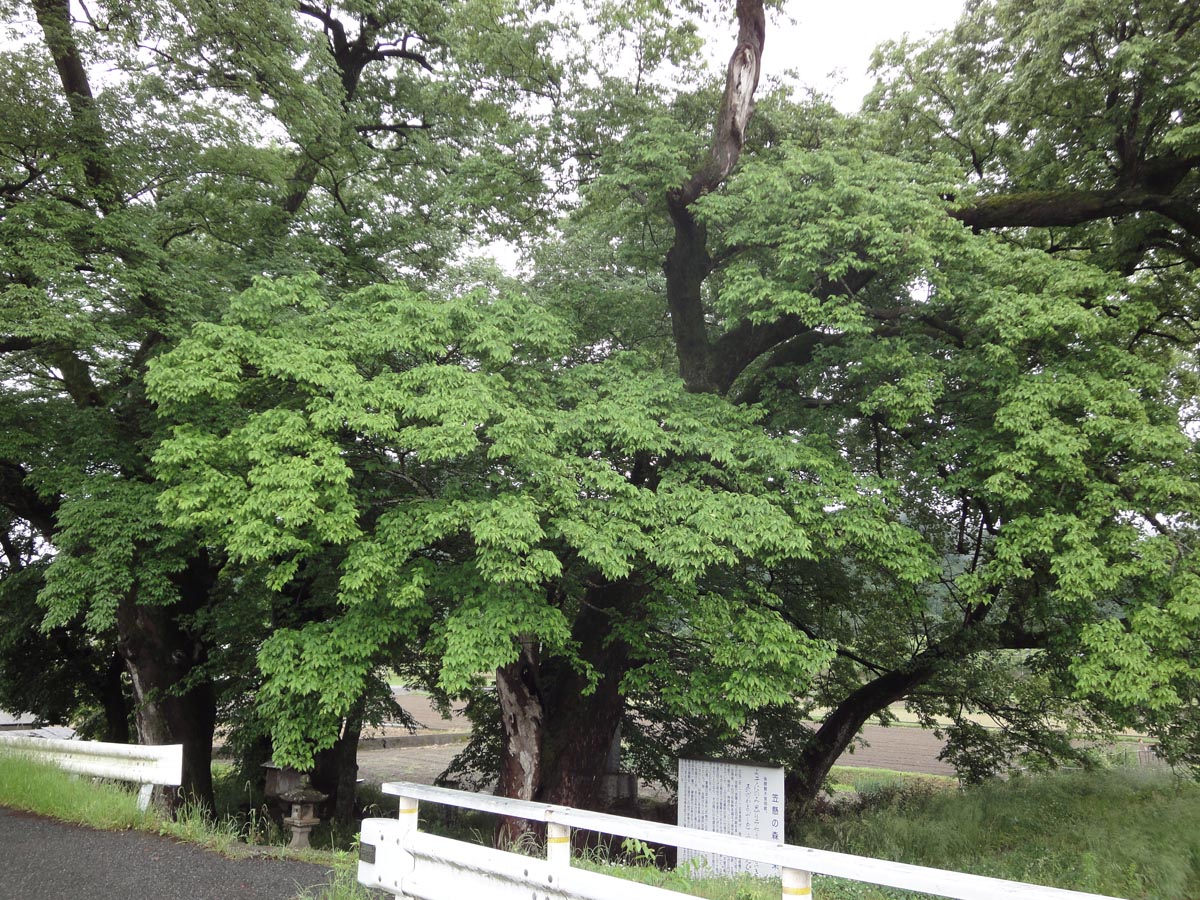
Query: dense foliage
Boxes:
[{"xmin": 2, "ymin": 0, "xmax": 1197, "ymax": 822}]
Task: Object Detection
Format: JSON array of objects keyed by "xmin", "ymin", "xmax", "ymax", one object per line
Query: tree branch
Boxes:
[
  {"xmin": 710, "ymin": 269, "xmax": 873, "ymax": 394},
  {"xmin": 0, "ymin": 462, "xmax": 59, "ymax": 538},
  {"xmin": 951, "ymin": 152, "xmax": 1200, "ymax": 238},
  {"xmin": 50, "ymin": 349, "xmax": 104, "ymax": 408},
  {"xmin": 671, "ymin": 0, "xmax": 765, "ymax": 208},
  {"xmin": 0, "ymin": 337, "xmax": 37, "ymax": 354},
  {"xmin": 952, "ymin": 188, "xmax": 1164, "ymax": 231},
  {"xmin": 371, "ymin": 43, "xmax": 433, "ymax": 72},
  {"xmin": 32, "ymin": 0, "xmax": 119, "ymax": 211},
  {"xmin": 354, "ymin": 121, "xmax": 431, "ymax": 135},
  {"xmin": 663, "ymin": 0, "xmax": 765, "ymax": 394}
]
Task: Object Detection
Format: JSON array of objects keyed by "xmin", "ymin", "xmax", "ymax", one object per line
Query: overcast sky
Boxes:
[{"xmin": 753, "ymin": 0, "xmax": 968, "ymax": 111}]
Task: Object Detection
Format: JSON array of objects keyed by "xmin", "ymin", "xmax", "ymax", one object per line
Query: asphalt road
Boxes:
[{"xmin": 0, "ymin": 807, "xmax": 335, "ymax": 900}]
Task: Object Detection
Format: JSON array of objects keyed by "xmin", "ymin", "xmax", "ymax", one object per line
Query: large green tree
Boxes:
[
  {"xmin": 0, "ymin": 0, "xmax": 570, "ymax": 811},
  {"xmin": 146, "ymin": 0, "xmax": 1199, "ymax": 824},
  {"xmin": 6, "ymin": 0, "xmax": 1198, "ymax": 829},
  {"xmin": 494, "ymin": 0, "xmax": 1198, "ymax": 805},
  {"xmin": 599, "ymin": 0, "xmax": 1200, "ymax": 800}
]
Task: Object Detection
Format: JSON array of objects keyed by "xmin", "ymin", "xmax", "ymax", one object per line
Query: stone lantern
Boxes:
[{"xmin": 279, "ymin": 778, "xmax": 328, "ymax": 850}]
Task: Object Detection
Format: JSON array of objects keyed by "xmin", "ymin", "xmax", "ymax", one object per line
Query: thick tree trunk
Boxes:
[
  {"xmin": 117, "ymin": 611, "xmax": 216, "ymax": 812},
  {"xmin": 494, "ymin": 637, "xmax": 545, "ymax": 845},
  {"xmin": 537, "ymin": 581, "xmax": 639, "ymax": 810},
  {"xmin": 496, "ymin": 638, "xmax": 544, "ymax": 801},
  {"xmin": 492, "ymin": 580, "xmax": 644, "ymax": 844},
  {"xmin": 664, "ymin": 204, "xmax": 715, "ymax": 392},
  {"xmin": 115, "ymin": 557, "xmax": 218, "ymax": 813},
  {"xmin": 311, "ymin": 700, "xmax": 365, "ymax": 828},
  {"xmin": 785, "ymin": 661, "xmax": 938, "ymax": 812}
]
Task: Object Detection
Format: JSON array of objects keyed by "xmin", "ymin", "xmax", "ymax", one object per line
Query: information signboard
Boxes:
[{"xmin": 677, "ymin": 758, "xmax": 784, "ymax": 878}]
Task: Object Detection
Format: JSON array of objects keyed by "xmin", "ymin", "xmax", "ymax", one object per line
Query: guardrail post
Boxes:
[
  {"xmin": 397, "ymin": 794, "xmax": 419, "ymax": 834},
  {"xmin": 387, "ymin": 794, "xmax": 420, "ymax": 897},
  {"xmin": 783, "ymin": 866, "xmax": 813, "ymax": 900},
  {"xmin": 546, "ymin": 821, "xmax": 571, "ymax": 867}
]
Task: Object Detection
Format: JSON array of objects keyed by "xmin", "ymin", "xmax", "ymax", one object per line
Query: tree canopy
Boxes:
[{"xmin": 2, "ymin": 0, "xmax": 1197, "ymax": 822}]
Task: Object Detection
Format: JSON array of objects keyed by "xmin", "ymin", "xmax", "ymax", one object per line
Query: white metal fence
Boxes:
[
  {"xmin": 0, "ymin": 733, "xmax": 183, "ymax": 810},
  {"xmin": 360, "ymin": 781, "xmax": 1125, "ymax": 900}
]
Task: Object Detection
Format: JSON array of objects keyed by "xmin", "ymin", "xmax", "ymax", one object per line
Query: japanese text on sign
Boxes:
[{"xmin": 677, "ymin": 758, "xmax": 784, "ymax": 878}]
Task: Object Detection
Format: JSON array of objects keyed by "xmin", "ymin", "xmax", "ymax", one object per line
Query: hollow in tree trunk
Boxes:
[{"xmin": 492, "ymin": 580, "xmax": 644, "ymax": 844}]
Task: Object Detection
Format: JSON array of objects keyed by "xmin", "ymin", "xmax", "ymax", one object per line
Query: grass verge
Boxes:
[
  {"xmin": 0, "ymin": 750, "xmax": 152, "ymax": 830},
  {"xmin": 825, "ymin": 765, "xmax": 954, "ymax": 794},
  {"xmin": 797, "ymin": 768, "xmax": 1199, "ymax": 900},
  {"xmin": 5, "ymin": 750, "xmax": 1195, "ymax": 900},
  {"xmin": 577, "ymin": 769, "xmax": 1197, "ymax": 900}
]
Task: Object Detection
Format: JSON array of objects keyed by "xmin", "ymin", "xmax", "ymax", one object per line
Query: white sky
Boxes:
[{"xmin": 756, "ymin": 0, "xmax": 968, "ymax": 111}]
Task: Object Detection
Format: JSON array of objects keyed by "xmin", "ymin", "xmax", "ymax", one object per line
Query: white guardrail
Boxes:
[
  {"xmin": 360, "ymin": 781, "xmax": 1126, "ymax": 900},
  {"xmin": 0, "ymin": 734, "xmax": 183, "ymax": 810}
]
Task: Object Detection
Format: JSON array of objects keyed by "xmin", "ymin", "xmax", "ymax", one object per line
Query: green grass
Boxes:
[
  {"xmin": 0, "ymin": 751, "xmax": 152, "ymax": 830},
  {"xmin": 795, "ymin": 769, "xmax": 1200, "ymax": 900},
  {"xmin": 577, "ymin": 857, "xmax": 774, "ymax": 900},
  {"xmin": 0, "ymin": 750, "xmax": 347, "ymax": 892},
  {"xmin": 826, "ymin": 765, "xmax": 955, "ymax": 794},
  {"xmin": 294, "ymin": 853, "xmax": 378, "ymax": 900},
  {"xmin": 574, "ymin": 769, "xmax": 1197, "ymax": 900}
]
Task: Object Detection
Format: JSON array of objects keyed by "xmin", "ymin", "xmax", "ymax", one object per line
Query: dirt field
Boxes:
[{"xmin": 356, "ymin": 691, "xmax": 957, "ymax": 792}]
